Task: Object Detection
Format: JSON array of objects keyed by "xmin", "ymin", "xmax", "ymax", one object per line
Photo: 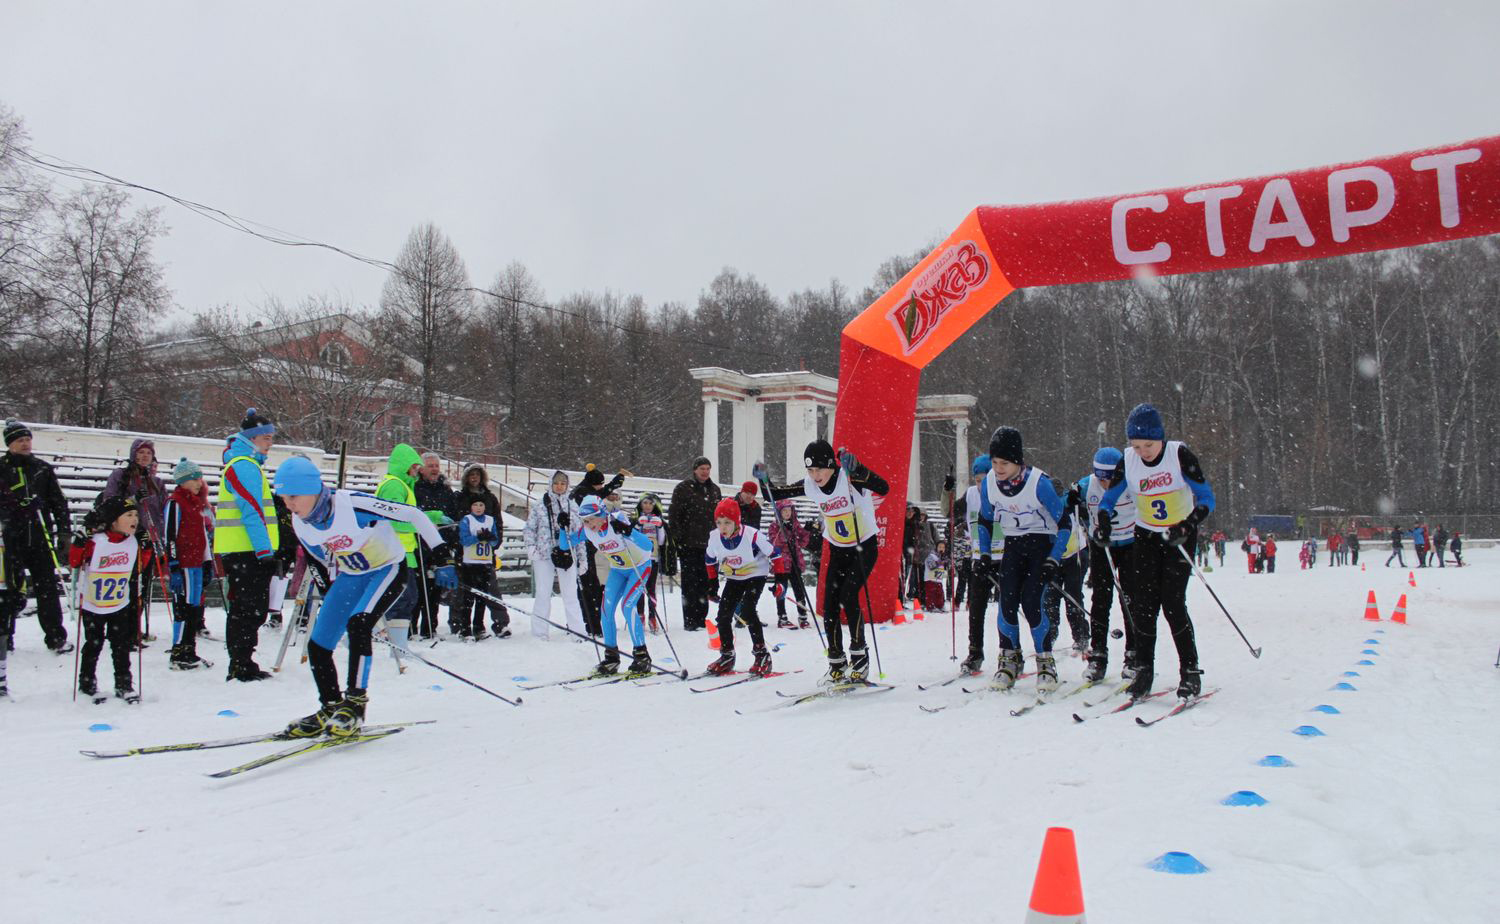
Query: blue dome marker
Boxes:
[
  {"xmin": 1373, "ymin": 629, "xmax": 1385, "ymax": 634},
  {"xmin": 1293, "ymin": 725, "xmax": 1326, "ymax": 736},
  {"xmin": 1361, "ymin": 649, "xmax": 1379, "ymax": 656},
  {"xmin": 217, "ymin": 709, "xmax": 240, "ymax": 717},
  {"xmin": 1149, "ymin": 852, "xmax": 1208, "ymax": 874},
  {"xmin": 1256, "ymin": 755, "xmax": 1295, "ymax": 767},
  {"xmin": 1221, "ymin": 790, "xmax": 1268, "ymax": 807},
  {"xmin": 1342, "ymin": 671, "xmax": 1360, "ymax": 677},
  {"xmin": 1364, "ymin": 639, "xmax": 1379, "ymax": 645},
  {"xmin": 510, "ymin": 676, "xmax": 528, "ymax": 682},
  {"xmin": 88, "ymin": 723, "xmax": 114, "ymax": 733},
  {"xmin": 1357, "ymin": 660, "xmax": 1375, "ymax": 666},
  {"xmin": 1331, "ymin": 682, "xmax": 1357, "ymax": 691},
  {"xmin": 428, "ymin": 684, "xmax": 444, "ymax": 691},
  {"xmin": 1311, "ymin": 704, "xmax": 1341, "ymax": 715}
]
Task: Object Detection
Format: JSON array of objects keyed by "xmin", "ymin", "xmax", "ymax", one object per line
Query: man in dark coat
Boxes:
[
  {"xmin": 669, "ymin": 456, "xmax": 722, "ymax": 630},
  {"xmin": 0, "ymin": 421, "xmax": 74, "ymax": 652},
  {"xmin": 413, "ymin": 452, "xmax": 459, "ymax": 632}
]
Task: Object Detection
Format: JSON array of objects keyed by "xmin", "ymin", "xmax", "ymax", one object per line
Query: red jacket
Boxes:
[{"xmin": 164, "ymin": 483, "xmax": 212, "ymax": 568}]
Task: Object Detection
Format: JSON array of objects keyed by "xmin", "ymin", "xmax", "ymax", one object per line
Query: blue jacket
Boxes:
[{"xmin": 220, "ymin": 432, "xmax": 274, "ymax": 557}]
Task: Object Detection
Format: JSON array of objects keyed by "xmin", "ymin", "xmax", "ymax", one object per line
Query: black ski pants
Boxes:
[
  {"xmin": 456, "ymin": 564, "xmax": 508, "ymax": 633},
  {"xmin": 579, "ymin": 542, "xmax": 603, "ymax": 635},
  {"xmin": 80, "ymin": 605, "xmax": 136, "ymax": 690},
  {"xmin": 1042, "ymin": 554, "xmax": 1087, "ymax": 650},
  {"xmin": 1128, "ymin": 528, "xmax": 1199, "ymax": 674},
  {"xmin": 996, "ymin": 533, "xmax": 1051, "ymax": 653},
  {"xmin": 966, "ymin": 559, "xmax": 996, "ymax": 656},
  {"xmin": 222, "ymin": 551, "xmax": 273, "ymax": 665},
  {"xmin": 679, "ymin": 545, "xmax": 711, "ymax": 630},
  {"xmin": 820, "ymin": 540, "xmax": 876, "ymax": 661},
  {"xmin": 715, "ymin": 577, "xmax": 767, "ymax": 653},
  {"xmin": 4, "ymin": 535, "xmax": 67, "ymax": 647},
  {"xmin": 1087, "ymin": 541, "xmax": 1135, "ymax": 661}
]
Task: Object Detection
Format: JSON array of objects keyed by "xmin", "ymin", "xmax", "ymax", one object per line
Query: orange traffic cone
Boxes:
[
  {"xmin": 892, "ymin": 605, "xmax": 907, "ymax": 625},
  {"xmin": 706, "ymin": 618, "xmax": 721, "ymax": 650},
  {"xmin": 1391, "ymin": 593, "xmax": 1408, "ymax": 625},
  {"xmin": 1408, "ymin": 570, "xmax": 1417, "ymax": 588},
  {"xmin": 913, "ymin": 602, "xmax": 926, "ymax": 622},
  {"xmin": 1025, "ymin": 827, "xmax": 1087, "ymax": 923},
  {"xmin": 1361, "ymin": 562, "xmax": 1366, "ymax": 572},
  {"xmin": 1363, "ymin": 590, "xmax": 1380, "ymax": 622}
]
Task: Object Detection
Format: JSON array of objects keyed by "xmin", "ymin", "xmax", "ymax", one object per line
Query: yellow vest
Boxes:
[
  {"xmin": 379, "ymin": 474, "xmax": 419, "ymax": 554},
  {"xmin": 213, "ymin": 455, "xmax": 279, "ymax": 554}
]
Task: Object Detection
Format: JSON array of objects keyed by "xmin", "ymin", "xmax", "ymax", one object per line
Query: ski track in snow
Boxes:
[{"xmin": 4, "ymin": 554, "xmax": 1498, "ymax": 923}]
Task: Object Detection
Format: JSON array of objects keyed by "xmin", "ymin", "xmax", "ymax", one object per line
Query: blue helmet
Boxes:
[
  {"xmin": 1093, "ymin": 447, "xmax": 1123, "ymax": 481},
  {"xmin": 272, "ymin": 456, "xmax": 324, "ymax": 495},
  {"xmin": 577, "ymin": 498, "xmax": 607, "ymax": 520},
  {"xmin": 970, "ymin": 454, "xmax": 992, "ymax": 476}
]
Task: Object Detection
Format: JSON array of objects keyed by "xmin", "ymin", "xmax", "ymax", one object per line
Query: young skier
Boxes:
[
  {"xmin": 767, "ymin": 500, "xmax": 811, "ymax": 629},
  {"xmin": 163, "ymin": 458, "xmax": 213, "ymax": 670},
  {"xmin": 1079, "ymin": 447, "xmax": 1137, "ymax": 683},
  {"xmin": 1096, "ymin": 403, "xmax": 1215, "ymax": 700},
  {"xmin": 68, "ymin": 495, "xmax": 143, "ymax": 703},
  {"xmin": 456, "ymin": 497, "xmax": 509, "ymax": 639},
  {"xmin": 975, "ymin": 427, "xmax": 1072, "ymax": 693},
  {"xmin": 566, "ymin": 497, "xmax": 655, "ymax": 676},
  {"xmin": 272, "ymin": 456, "xmax": 457, "ymax": 738},
  {"xmin": 958, "ymin": 455, "xmax": 996, "ymax": 675},
  {"xmin": 633, "ymin": 493, "xmax": 667, "ymax": 632},
  {"xmin": 759, "ymin": 440, "xmax": 889, "ymax": 684},
  {"xmin": 704, "ymin": 498, "xmax": 780, "ymax": 676}
]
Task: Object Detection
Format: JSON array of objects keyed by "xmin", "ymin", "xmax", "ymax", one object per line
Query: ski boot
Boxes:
[
  {"xmin": 326, "ymin": 693, "xmax": 369, "ymax": 738},
  {"xmin": 1071, "ymin": 634, "xmax": 1090, "ymax": 656},
  {"xmin": 798, "ymin": 616, "xmax": 811, "ymax": 630},
  {"xmin": 820, "ymin": 657, "xmax": 848, "ymax": 686},
  {"xmin": 993, "ymin": 649, "xmax": 1023, "ymax": 690},
  {"xmin": 706, "ymin": 651, "xmax": 736, "ymax": 675},
  {"xmin": 0, "ymin": 680, "xmax": 8, "ymax": 699},
  {"xmin": 1121, "ymin": 649, "xmax": 1138, "ymax": 680},
  {"xmin": 1177, "ymin": 666, "xmax": 1203, "ymax": 700},
  {"xmin": 1126, "ymin": 663, "xmax": 1154, "ymax": 700},
  {"xmin": 472, "ymin": 626, "xmax": 490, "ymax": 641},
  {"xmin": 594, "ymin": 646, "xmax": 621, "ymax": 676},
  {"xmin": 115, "ymin": 685, "xmax": 141, "ymax": 705},
  {"xmin": 78, "ymin": 675, "xmax": 98, "ymax": 698},
  {"xmin": 777, "ymin": 614, "xmax": 794, "ymax": 629},
  {"xmin": 286, "ymin": 703, "xmax": 336, "ymax": 738},
  {"xmin": 226, "ymin": 660, "xmax": 271, "ymax": 682},
  {"xmin": 169, "ymin": 647, "xmax": 209, "ymax": 671},
  {"xmin": 959, "ymin": 647, "xmax": 985, "ymax": 675},
  {"xmin": 1035, "ymin": 653, "xmax": 1059, "ymax": 694},
  {"xmin": 625, "ymin": 645, "xmax": 652, "ymax": 678},
  {"xmin": 495, "ymin": 625, "xmax": 512, "ymax": 639},
  {"xmin": 750, "ymin": 647, "xmax": 772, "ymax": 676},
  {"xmin": 1083, "ymin": 649, "xmax": 1108, "ymax": 684},
  {"xmin": 267, "ymin": 613, "xmax": 282, "ymax": 629},
  {"xmin": 849, "ymin": 646, "xmax": 870, "ymax": 683}
]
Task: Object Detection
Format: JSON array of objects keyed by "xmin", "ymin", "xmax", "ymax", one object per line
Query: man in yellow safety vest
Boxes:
[{"xmin": 214, "ymin": 407, "xmax": 279, "ymax": 681}]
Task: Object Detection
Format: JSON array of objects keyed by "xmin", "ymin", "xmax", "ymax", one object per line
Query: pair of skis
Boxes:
[
  {"xmin": 80, "ymin": 719, "xmax": 432, "ymax": 777},
  {"xmin": 735, "ymin": 679, "xmax": 895, "ymax": 714}
]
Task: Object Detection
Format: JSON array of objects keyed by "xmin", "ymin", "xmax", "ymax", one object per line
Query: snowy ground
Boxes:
[{"xmin": 4, "ymin": 553, "xmax": 1498, "ymax": 924}]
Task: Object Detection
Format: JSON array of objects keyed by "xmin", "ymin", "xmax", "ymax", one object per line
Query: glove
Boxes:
[
  {"xmin": 558, "ymin": 512, "xmax": 571, "ymax": 529},
  {"xmin": 169, "ymin": 569, "xmax": 184, "ymax": 596},
  {"xmin": 837, "ymin": 449, "xmax": 858, "ymax": 474},
  {"xmin": 1095, "ymin": 509, "xmax": 1112, "ymax": 543},
  {"xmin": 609, "ymin": 519, "xmax": 631, "ymax": 536},
  {"xmin": 71, "ymin": 531, "xmax": 90, "ymax": 551},
  {"xmin": 707, "ymin": 584, "xmax": 720, "ymax": 604},
  {"xmin": 477, "ymin": 529, "xmax": 495, "ymax": 542},
  {"xmin": 771, "ymin": 581, "xmax": 786, "ymax": 600},
  {"xmin": 751, "ymin": 462, "xmax": 767, "ymax": 483},
  {"xmin": 434, "ymin": 564, "xmax": 459, "ymax": 589},
  {"xmin": 1039, "ymin": 557, "xmax": 1061, "ymax": 587},
  {"xmin": 1165, "ymin": 522, "xmax": 1191, "ymax": 547},
  {"xmin": 942, "ymin": 474, "xmax": 956, "ymax": 493},
  {"xmin": 977, "ymin": 553, "xmax": 994, "ymax": 578}
]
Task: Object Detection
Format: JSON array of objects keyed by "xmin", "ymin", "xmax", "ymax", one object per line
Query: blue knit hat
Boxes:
[
  {"xmin": 1093, "ymin": 447, "xmax": 1123, "ymax": 480},
  {"xmin": 172, "ymin": 457, "xmax": 203, "ymax": 485},
  {"xmin": 1125, "ymin": 403, "xmax": 1165, "ymax": 441},
  {"xmin": 971, "ymin": 454, "xmax": 992, "ymax": 476},
  {"xmin": 272, "ymin": 456, "xmax": 324, "ymax": 495}
]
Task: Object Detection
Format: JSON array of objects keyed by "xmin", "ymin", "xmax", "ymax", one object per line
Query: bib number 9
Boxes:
[{"xmin": 610, "ymin": 553, "xmax": 629, "ymax": 567}]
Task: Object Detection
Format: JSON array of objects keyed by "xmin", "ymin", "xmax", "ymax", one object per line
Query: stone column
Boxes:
[
  {"xmin": 954, "ymin": 418, "xmax": 969, "ymax": 482},
  {"xmin": 785, "ymin": 400, "xmax": 818, "ymax": 480},
  {"xmin": 908, "ymin": 423, "xmax": 922, "ymax": 503},
  {"xmin": 735, "ymin": 399, "xmax": 765, "ymax": 484},
  {"xmin": 702, "ymin": 398, "xmax": 718, "ymax": 469}
]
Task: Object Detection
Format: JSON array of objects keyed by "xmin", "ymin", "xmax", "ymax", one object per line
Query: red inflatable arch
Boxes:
[{"xmin": 833, "ymin": 135, "xmax": 1500, "ymax": 621}]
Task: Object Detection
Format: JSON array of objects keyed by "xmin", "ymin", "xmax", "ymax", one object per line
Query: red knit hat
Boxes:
[
  {"xmin": 740, "ymin": 480, "xmax": 759, "ymax": 497},
  {"xmin": 714, "ymin": 498, "xmax": 741, "ymax": 525}
]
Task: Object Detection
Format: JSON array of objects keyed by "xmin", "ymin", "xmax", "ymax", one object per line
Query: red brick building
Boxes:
[{"xmin": 135, "ymin": 313, "xmax": 506, "ymax": 461}]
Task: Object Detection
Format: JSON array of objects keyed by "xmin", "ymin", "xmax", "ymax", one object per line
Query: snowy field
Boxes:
[{"xmin": 4, "ymin": 552, "xmax": 1498, "ymax": 924}]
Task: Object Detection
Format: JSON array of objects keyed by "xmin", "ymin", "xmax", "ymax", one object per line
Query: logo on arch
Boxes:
[{"xmin": 886, "ymin": 241, "xmax": 990, "ymax": 355}]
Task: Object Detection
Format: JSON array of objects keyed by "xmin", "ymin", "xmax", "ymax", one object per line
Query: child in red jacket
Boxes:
[
  {"xmin": 164, "ymin": 458, "xmax": 213, "ymax": 670},
  {"xmin": 69, "ymin": 495, "xmax": 143, "ymax": 702}
]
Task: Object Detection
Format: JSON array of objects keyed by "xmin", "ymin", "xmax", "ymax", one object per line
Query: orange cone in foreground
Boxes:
[
  {"xmin": 1391, "ymin": 593, "xmax": 1408, "ymax": 625},
  {"xmin": 706, "ymin": 618, "xmax": 721, "ymax": 650},
  {"xmin": 1363, "ymin": 590, "xmax": 1380, "ymax": 622},
  {"xmin": 1408, "ymin": 570, "xmax": 1417, "ymax": 587},
  {"xmin": 1026, "ymin": 827, "xmax": 1087, "ymax": 923}
]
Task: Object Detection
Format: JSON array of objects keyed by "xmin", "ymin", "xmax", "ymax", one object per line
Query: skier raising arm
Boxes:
[
  {"xmin": 272, "ymin": 456, "xmax": 457, "ymax": 739},
  {"xmin": 1095, "ymin": 403, "xmax": 1215, "ymax": 700},
  {"xmin": 564, "ymin": 497, "xmax": 656, "ymax": 678},
  {"xmin": 757, "ymin": 439, "xmax": 888, "ymax": 685}
]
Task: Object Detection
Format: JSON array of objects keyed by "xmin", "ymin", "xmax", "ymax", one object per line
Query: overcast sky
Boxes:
[{"xmin": 4, "ymin": 1, "xmax": 1498, "ymax": 320}]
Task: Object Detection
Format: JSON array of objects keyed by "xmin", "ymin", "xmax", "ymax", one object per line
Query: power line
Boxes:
[{"xmin": 15, "ymin": 146, "xmax": 790, "ymax": 360}]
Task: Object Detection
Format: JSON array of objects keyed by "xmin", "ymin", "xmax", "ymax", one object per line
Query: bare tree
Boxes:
[{"xmin": 378, "ymin": 223, "xmax": 471, "ymax": 444}]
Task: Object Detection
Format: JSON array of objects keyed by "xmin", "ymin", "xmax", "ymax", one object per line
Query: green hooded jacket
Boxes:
[{"xmin": 379, "ymin": 442, "xmax": 422, "ymax": 566}]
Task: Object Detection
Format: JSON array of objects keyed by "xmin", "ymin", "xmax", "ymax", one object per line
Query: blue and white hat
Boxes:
[
  {"xmin": 272, "ymin": 456, "xmax": 324, "ymax": 495},
  {"xmin": 1093, "ymin": 447, "xmax": 1123, "ymax": 481},
  {"xmin": 577, "ymin": 498, "xmax": 607, "ymax": 520}
]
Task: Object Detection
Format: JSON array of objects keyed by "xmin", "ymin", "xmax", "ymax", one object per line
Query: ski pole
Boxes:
[
  {"xmin": 493, "ymin": 590, "xmax": 688, "ymax": 680},
  {"xmin": 646, "ymin": 565, "xmax": 685, "ymax": 671},
  {"xmin": 1101, "ymin": 543, "xmax": 1136, "ymax": 631},
  {"xmin": 37, "ymin": 508, "xmax": 85, "ymax": 701},
  {"xmin": 372, "ymin": 634, "xmax": 521, "ymax": 706},
  {"xmin": 752, "ymin": 471, "xmax": 826, "ymax": 650},
  {"xmin": 1177, "ymin": 544, "xmax": 1262, "ymax": 658}
]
